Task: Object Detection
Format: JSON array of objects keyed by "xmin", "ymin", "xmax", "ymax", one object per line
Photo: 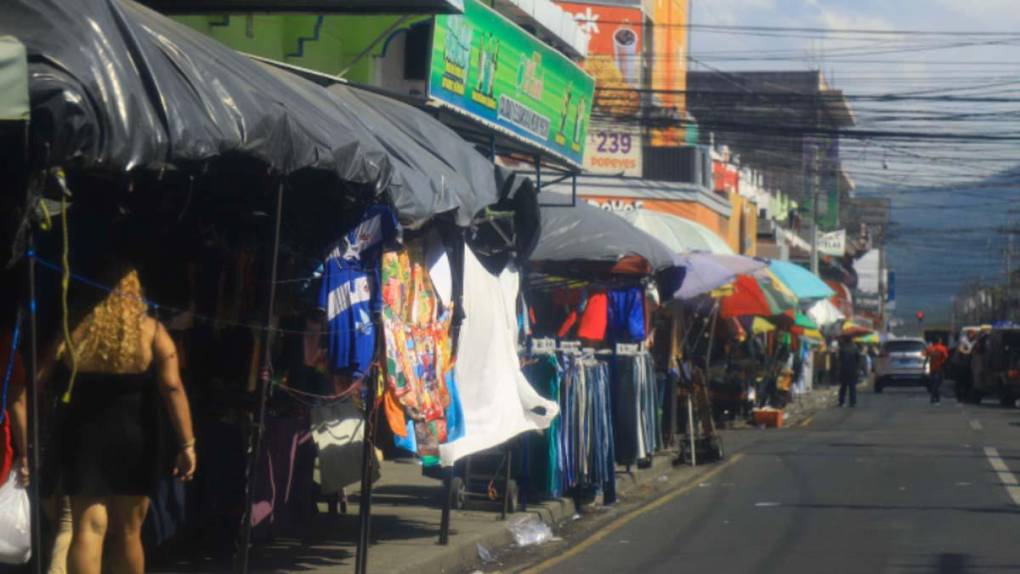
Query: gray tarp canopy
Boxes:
[
  {"xmin": 0, "ymin": 0, "xmax": 500, "ymax": 229},
  {"xmin": 531, "ymin": 201, "xmax": 679, "ymax": 272}
]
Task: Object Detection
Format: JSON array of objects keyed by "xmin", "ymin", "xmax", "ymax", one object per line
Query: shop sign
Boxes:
[
  {"xmin": 585, "ymin": 198, "xmax": 645, "ymax": 212},
  {"xmin": 430, "ymin": 0, "xmax": 595, "ymax": 166},
  {"xmin": 583, "ymin": 123, "xmax": 642, "ymax": 176},
  {"xmin": 818, "ymin": 229, "xmax": 846, "ymax": 256}
]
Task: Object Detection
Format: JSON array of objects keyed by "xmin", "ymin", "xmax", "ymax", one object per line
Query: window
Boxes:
[{"xmin": 404, "ymin": 24, "xmax": 430, "ymax": 81}]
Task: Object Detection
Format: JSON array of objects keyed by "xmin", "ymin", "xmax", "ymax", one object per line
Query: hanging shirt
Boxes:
[
  {"xmin": 607, "ymin": 288, "xmax": 645, "ymax": 343},
  {"xmin": 319, "ymin": 206, "xmax": 400, "ymax": 377}
]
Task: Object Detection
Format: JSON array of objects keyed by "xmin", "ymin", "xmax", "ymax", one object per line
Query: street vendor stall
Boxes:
[
  {"xmin": 0, "ymin": 2, "xmax": 538, "ymax": 574},
  {"xmin": 524, "ymin": 201, "xmax": 683, "ymax": 503}
]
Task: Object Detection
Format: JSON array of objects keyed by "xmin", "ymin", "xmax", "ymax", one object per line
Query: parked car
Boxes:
[
  {"xmin": 874, "ymin": 338, "xmax": 929, "ymax": 393},
  {"xmin": 970, "ymin": 328, "xmax": 1020, "ymax": 406}
]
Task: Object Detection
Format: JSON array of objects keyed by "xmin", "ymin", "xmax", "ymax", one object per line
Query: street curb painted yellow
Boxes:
[
  {"xmin": 519, "ymin": 453, "xmax": 747, "ymax": 574},
  {"xmin": 798, "ymin": 414, "xmax": 817, "ymax": 428}
]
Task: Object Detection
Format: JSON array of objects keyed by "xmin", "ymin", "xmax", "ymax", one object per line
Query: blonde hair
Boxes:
[{"xmin": 62, "ymin": 269, "xmax": 150, "ymax": 373}]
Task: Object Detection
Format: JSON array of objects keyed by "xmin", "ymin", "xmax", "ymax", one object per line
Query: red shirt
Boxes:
[
  {"xmin": 0, "ymin": 327, "xmax": 26, "ymax": 480},
  {"xmin": 926, "ymin": 343, "xmax": 949, "ymax": 374}
]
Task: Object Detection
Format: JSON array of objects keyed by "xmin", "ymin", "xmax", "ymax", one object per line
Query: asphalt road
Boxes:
[{"xmin": 530, "ymin": 386, "xmax": 1020, "ymax": 574}]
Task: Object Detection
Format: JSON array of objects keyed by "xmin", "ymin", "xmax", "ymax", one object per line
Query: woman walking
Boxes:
[{"xmin": 37, "ymin": 265, "xmax": 196, "ymax": 574}]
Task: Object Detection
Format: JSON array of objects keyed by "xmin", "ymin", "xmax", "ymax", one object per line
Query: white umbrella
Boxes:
[{"xmin": 618, "ymin": 210, "xmax": 735, "ymax": 255}]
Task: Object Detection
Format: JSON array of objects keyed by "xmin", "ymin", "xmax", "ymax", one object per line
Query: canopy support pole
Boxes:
[
  {"xmin": 355, "ymin": 329, "xmax": 383, "ymax": 573},
  {"xmin": 26, "ymin": 234, "xmax": 42, "ymax": 574},
  {"xmin": 571, "ymin": 173, "xmax": 577, "ymax": 206},
  {"xmin": 534, "ymin": 155, "xmax": 541, "ymax": 191},
  {"xmin": 235, "ymin": 180, "xmax": 285, "ymax": 574},
  {"xmin": 438, "ymin": 467, "xmax": 453, "ymax": 545}
]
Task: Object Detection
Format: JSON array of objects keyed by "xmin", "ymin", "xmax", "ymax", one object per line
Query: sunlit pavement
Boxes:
[{"xmin": 519, "ymin": 386, "xmax": 1020, "ymax": 574}]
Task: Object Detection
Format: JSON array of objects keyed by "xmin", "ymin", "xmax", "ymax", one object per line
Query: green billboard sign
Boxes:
[{"xmin": 429, "ymin": 0, "xmax": 594, "ymax": 166}]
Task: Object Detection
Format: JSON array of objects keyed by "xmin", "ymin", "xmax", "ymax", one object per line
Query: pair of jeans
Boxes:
[
  {"xmin": 929, "ymin": 373, "xmax": 943, "ymax": 403},
  {"xmin": 838, "ymin": 377, "xmax": 857, "ymax": 406}
]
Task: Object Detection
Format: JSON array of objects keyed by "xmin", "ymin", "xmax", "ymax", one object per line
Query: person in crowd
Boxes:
[
  {"xmin": 925, "ymin": 337, "xmax": 950, "ymax": 405},
  {"xmin": 952, "ymin": 329, "xmax": 976, "ymax": 400},
  {"xmin": 837, "ymin": 335, "xmax": 861, "ymax": 408},
  {"xmin": 35, "ymin": 264, "xmax": 197, "ymax": 574}
]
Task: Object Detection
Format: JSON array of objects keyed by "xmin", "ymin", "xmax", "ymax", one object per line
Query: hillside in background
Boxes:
[{"xmin": 863, "ymin": 168, "xmax": 1020, "ymax": 326}]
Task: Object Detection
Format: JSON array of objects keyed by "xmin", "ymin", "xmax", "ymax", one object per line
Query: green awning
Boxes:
[{"xmin": 0, "ymin": 36, "xmax": 28, "ymax": 121}]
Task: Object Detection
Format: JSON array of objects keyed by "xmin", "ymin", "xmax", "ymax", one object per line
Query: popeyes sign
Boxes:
[{"xmin": 583, "ymin": 123, "xmax": 642, "ymax": 176}]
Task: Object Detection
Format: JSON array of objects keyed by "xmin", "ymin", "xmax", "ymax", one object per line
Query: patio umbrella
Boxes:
[
  {"xmin": 754, "ymin": 269, "xmax": 798, "ymax": 313},
  {"xmin": 752, "ymin": 317, "xmax": 776, "ymax": 334},
  {"xmin": 854, "ymin": 332, "xmax": 880, "ymax": 345},
  {"xmin": 673, "ymin": 253, "xmax": 766, "ymax": 300},
  {"xmin": 768, "ymin": 260, "xmax": 836, "ymax": 301},
  {"xmin": 720, "ymin": 275, "xmax": 774, "ymax": 318},
  {"xmin": 838, "ymin": 319, "xmax": 872, "ymax": 338},
  {"xmin": 619, "ymin": 210, "xmax": 735, "ymax": 255}
]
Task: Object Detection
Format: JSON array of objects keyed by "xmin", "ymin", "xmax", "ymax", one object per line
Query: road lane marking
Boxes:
[
  {"xmin": 798, "ymin": 414, "xmax": 816, "ymax": 428},
  {"xmin": 969, "ymin": 420, "xmax": 983, "ymax": 431},
  {"xmin": 520, "ymin": 453, "xmax": 746, "ymax": 574},
  {"xmin": 983, "ymin": 447, "xmax": 1020, "ymax": 505}
]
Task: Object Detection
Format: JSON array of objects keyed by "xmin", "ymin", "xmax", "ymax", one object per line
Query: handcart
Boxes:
[
  {"xmin": 445, "ymin": 444, "xmax": 518, "ymax": 517},
  {"xmin": 675, "ymin": 361, "xmax": 725, "ymax": 466}
]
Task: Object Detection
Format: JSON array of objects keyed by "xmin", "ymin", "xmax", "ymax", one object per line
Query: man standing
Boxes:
[
  {"xmin": 926, "ymin": 338, "xmax": 950, "ymax": 404},
  {"xmin": 838, "ymin": 336, "xmax": 861, "ymax": 407}
]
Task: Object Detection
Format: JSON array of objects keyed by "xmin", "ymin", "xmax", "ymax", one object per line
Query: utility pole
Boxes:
[{"xmin": 809, "ymin": 95, "xmax": 823, "ymax": 275}]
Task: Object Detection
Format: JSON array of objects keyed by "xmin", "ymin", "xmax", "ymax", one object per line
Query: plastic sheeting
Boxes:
[
  {"xmin": 336, "ymin": 86, "xmax": 502, "ymax": 228},
  {"xmin": 1, "ymin": 0, "xmax": 504, "ymax": 228},
  {"xmin": 438, "ymin": 246, "xmax": 558, "ymax": 467},
  {"xmin": 530, "ymin": 202, "xmax": 678, "ymax": 272}
]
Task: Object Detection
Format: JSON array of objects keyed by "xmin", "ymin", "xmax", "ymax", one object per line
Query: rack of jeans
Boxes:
[
  {"xmin": 610, "ymin": 351, "xmax": 660, "ymax": 467},
  {"xmin": 524, "ymin": 344, "xmax": 617, "ymax": 505}
]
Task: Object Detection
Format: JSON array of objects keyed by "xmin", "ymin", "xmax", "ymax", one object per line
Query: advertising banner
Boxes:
[
  {"xmin": 560, "ymin": 3, "xmax": 644, "ymax": 175},
  {"xmin": 430, "ymin": 0, "xmax": 595, "ymax": 165},
  {"xmin": 818, "ymin": 229, "xmax": 846, "ymax": 256},
  {"xmin": 650, "ymin": 0, "xmax": 688, "ymax": 147},
  {"xmin": 560, "ymin": 2, "xmax": 643, "ymax": 118}
]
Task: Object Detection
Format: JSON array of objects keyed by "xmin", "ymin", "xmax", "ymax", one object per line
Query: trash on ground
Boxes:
[
  {"xmin": 507, "ymin": 515, "xmax": 554, "ymax": 547},
  {"xmin": 476, "ymin": 543, "xmax": 495, "ymax": 563}
]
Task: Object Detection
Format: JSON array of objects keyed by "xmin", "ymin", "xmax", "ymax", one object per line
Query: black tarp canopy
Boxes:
[
  {"xmin": 0, "ymin": 0, "xmax": 504, "ymax": 232},
  {"xmin": 531, "ymin": 201, "xmax": 680, "ymax": 273}
]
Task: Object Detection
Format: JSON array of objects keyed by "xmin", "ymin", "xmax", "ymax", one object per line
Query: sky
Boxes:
[{"xmin": 689, "ymin": 0, "xmax": 1020, "ymax": 326}]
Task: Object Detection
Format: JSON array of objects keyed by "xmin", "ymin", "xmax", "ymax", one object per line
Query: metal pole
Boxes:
[
  {"xmin": 438, "ymin": 467, "xmax": 453, "ymax": 545},
  {"xmin": 235, "ymin": 181, "xmax": 285, "ymax": 574},
  {"xmin": 501, "ymin": 447, "xmax": 513, "ymax": 519},
  {"xmin": 354, "ymin": 364, "xmax": 378, "ymax": 573},
  {"xmin": 534, "ymin": 155, "xmax": 541, "ymax": 192},
  {"xmin": 686, "ymin": 395, "xmax": 696, "ymax": 467},
  {"xmin": 26, "ymin": 238, "xmax": 42, "ymax": 574},
  {"xmin": 809, "ymin": 158, "xmax": 820, "ymax": 275}
]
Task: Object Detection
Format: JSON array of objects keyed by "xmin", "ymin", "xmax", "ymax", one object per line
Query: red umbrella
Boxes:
[{"xmin": 720, "ymin": 275, "xmax": 773, "ymax": 318}]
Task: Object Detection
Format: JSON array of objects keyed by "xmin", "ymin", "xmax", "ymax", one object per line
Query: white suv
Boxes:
[{"xmin": 875, "ymin": 338, "xmax": 929, "ymax": 393}]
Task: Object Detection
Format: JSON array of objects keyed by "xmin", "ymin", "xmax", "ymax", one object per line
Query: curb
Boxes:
[{"xmin": 404, "ymin": 452, "xmax": 677, "ymax": 574}]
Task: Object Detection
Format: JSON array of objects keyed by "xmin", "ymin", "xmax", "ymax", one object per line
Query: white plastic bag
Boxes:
[
  {"xmin": 506, "ymin": 515, "xmax": 553, "ymax": 547},
  {"xmin": 0, "ymin": 466, "xmax": 31, "ymax": 565}
]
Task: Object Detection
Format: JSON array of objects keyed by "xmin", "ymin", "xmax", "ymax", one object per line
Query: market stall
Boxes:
[
  {"xmin": 0, "ymin": 2, "xmax": 537, "ymax": 573},
  {"xmin": 523, "ymin": 201, "xmax": 684, "ymax": 503}
]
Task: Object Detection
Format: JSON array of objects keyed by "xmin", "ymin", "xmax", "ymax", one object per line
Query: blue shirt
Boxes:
[{"xmin": 319, "ymin": 206, "xmax": 400, "ymax": 376}]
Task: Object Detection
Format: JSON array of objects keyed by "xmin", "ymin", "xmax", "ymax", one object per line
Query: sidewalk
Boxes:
[{"xmin": 227, "ymin": 384, "xmax": 839, "ymax": 574}]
